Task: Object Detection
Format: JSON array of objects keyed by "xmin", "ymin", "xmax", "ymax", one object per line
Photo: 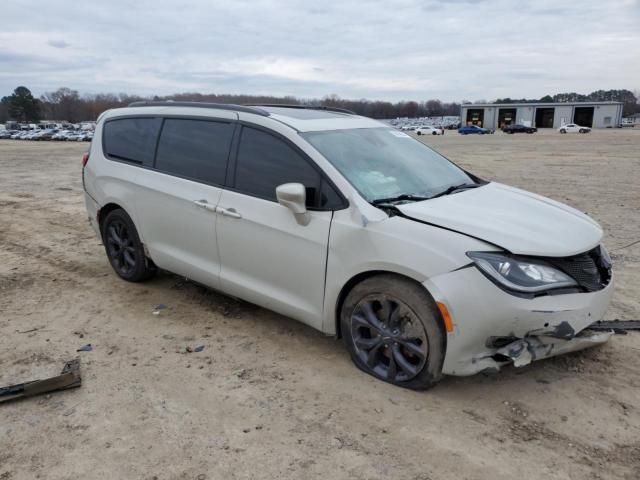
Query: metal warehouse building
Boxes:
[{"xmin": 460, "ymin": 101, "xmax": 623, "ymax": 130}]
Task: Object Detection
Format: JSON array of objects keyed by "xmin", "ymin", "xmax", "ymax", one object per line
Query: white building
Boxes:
[{"xmin": 460, "ymin": 101, "xmax": 623, "ymax": 129}]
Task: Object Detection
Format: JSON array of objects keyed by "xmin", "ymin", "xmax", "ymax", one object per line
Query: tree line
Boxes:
[{"xmin": 1, "ymin": 85, "xmax": 638, "ymax": 124}]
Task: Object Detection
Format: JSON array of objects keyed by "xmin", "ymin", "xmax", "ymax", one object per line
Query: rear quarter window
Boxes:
[{"xmin": 103, "ymin": 117, "xmax": 161, "ymax": 166}]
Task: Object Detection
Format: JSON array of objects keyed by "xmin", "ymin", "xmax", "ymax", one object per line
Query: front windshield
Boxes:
[{"xmin": 302, "ymin": 127, "xmax": 474, "ymax": 202}]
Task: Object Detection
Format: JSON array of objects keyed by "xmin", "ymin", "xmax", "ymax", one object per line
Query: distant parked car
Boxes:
[
  {"xmin": 52, "ymin": 130, "xmax": 72, "ymax": 140},
  {"xmin": 458, "ymin": 125, "xmax": 493, "ymax": 135},
  {"xmin": 558, "ymin": 124, "xmax": 591, "ymax": 134},
  {"xmin": 416, "ymin": 126, "xmax": 443, "ymax": 136},
  {"xmin": 502, "ymin": 124, "xmax": 537, "ymax": 134}
]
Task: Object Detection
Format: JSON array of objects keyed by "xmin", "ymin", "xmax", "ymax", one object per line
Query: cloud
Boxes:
[
  {"xmin": 47, "ymin": 39, "xmax": 70, "ymax": 49},
  {"xmin": 0, "ymin": 0, "xmax": 638, "ymax": 101}
]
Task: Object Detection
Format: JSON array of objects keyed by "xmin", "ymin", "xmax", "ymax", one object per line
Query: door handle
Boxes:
[
  {"xmin": 193, "ymin": 199, "xmax": 217, "ymax": 212},
  {"xmin": 215, "ymin": 206, "xmax": 242, "ymax": 219}
]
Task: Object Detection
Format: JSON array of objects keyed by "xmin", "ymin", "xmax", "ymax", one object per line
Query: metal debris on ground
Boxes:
[
  {"xmin": 588, "ymin": 320, "xmax": 640, "ymax": 334},
  {"xmin": 185, "ymin": 345, "xmax": 205, "ymax": 353},
  {"xmin": 0, "ymin": 358, "xmax": 82, "ymax": 404},
  {"xmin": 76, "ymin": 343, "xmax": 93, "ymax": 352}
]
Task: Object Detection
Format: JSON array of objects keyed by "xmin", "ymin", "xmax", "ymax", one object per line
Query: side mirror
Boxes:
[{"xmin": 276, "ymin": 183, "xmax": 310, "ymax": 226}]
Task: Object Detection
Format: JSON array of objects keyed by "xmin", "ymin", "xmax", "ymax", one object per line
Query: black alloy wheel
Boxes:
[
  {"xmin": 105, "ymin": 219, "xmax": 136, "ymax": 277},
  {"xmin": 350, "ymin": 295, "xmax": 428, "ymax": 382},
  {"xmin": 341, "ymin": 274, "xmax": 445, "ymax": 390},
  {"xmin": 102, "ymin": 209, "xmax": 157, "ymax": 282}
]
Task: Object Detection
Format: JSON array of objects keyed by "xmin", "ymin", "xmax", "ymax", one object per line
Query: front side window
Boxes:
[
  {"xmin": 103, "ymin": 117, "xmax": 161, "ymax": 166},
  {"xmin": 155, "ymin": 119, "xmax": 234, "ymax": 185},
  {"xmin": 302, "ymin": 128, "xmax": 473, "ymax": 202},
  {"xmin": 235, "ymin": 126, "xmax": 334, "ymax": 208}
]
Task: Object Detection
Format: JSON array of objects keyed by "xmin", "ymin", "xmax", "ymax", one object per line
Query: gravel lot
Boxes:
[{"xmin": 1, "ymin": 129, "xmax": 639, "ymax": 480}]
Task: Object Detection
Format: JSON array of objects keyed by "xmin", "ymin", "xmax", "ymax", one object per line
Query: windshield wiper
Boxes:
[
  {"xmin": 371, "ymin": 193, "xmax": 431, "ymax": 205},
  {"xmin": 428, "ymin": 183, "xmax": 480, "ymax": 200}
]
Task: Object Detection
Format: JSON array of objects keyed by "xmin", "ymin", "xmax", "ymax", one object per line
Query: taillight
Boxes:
[{"xmin": 81, "ymin": 152, "xmax": 89, "ymax": 167}]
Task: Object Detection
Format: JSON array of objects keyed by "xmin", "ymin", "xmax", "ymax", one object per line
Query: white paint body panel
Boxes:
[
  {"xmin": 216, "ymin": 189, "xmax": 332, "ymax": 330},
  {"xmin": 397, "ymin": 182, "xmax": 602, "ymax": 257},
  {"xmin": 134, "ymin": 169, "xmax": 223, "ymax": 289}
]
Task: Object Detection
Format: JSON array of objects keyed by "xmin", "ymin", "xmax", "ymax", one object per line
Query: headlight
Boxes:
[{"xmin": 467, "ymin": 252, "xmax": 578, "ymax": 293}]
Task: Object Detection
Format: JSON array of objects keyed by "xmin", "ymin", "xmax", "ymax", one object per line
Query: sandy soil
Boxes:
[{"xmin": 1, "ymin": 129, "xmax": 639, "ymax": 480}]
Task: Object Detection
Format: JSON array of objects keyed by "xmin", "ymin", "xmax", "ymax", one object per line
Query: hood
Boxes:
[{"xmin": 397, "ymin": 182, "xmax": 602, "ymax": 257}]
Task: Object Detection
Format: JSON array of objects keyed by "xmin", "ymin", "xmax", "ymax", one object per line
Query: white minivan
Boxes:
[{"xmin": 83, "ymin": 102, "xmax": 613, "ymax": 389}]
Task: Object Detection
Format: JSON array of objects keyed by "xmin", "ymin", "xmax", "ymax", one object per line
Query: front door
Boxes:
[{"xmin": 216, "ymin": 125, "xmax": 338, "ymax": 329}]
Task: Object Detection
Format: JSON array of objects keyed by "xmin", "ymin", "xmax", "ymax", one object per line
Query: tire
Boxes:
[
  {"xmin": 340, "ymin": 274, "xmax": 445, "ymax": 390},
  {"xmin": 432, "ymin": 131, "xmax": 437, "ymax": 135},
  {"xmin": 560, "ymin": 129, "xmax": 567, "ymax": 134},
  {"xmin": 101, "ymin": 209, "xmax": 157, "ymax": 282}
]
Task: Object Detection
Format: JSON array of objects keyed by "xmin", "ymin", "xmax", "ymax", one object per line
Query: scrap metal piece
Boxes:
[
  {"xmin": 587, "ymin": 320, "xmax": 640, "ymax": 333},
  {"xmin": 0, "ymin": 358, "xmax": 81, "ymax": 404}
]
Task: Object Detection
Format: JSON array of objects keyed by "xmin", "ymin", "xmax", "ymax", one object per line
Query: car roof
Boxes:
[{"xmin": 106, "ymin": 101, "xmax": 383, "ymax": 132}]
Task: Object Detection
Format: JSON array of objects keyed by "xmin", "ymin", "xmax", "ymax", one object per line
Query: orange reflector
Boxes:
[{"xmin": 436, "ymin": 302, "xmax": 454, "ymax": 333}]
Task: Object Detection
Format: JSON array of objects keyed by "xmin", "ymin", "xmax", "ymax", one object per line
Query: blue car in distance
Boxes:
[{"xmin": 458, "ymin": 125, "xmax": 493, "ymax": 135}]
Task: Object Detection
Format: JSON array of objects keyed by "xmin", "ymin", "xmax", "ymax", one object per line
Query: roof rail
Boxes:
[
  {"xmin": 127, "ymin": 101, "xmax": 270, "ymax": 117},
  {"xmin": 248, "ymin": 104, "xmax": 357, "ymax": 115}
]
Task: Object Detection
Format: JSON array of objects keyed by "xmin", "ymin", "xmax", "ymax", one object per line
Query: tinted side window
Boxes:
[
  {"xmin": 155, "ymin": 119, "xmax": 234, "ymax": 185},
  {"xmin": 234, "ymin": 127, "xmax": 321, "ymax": 206},
  {"xmin": 103, "ymin": 118, "xmax": 161, "ymax": 166}
]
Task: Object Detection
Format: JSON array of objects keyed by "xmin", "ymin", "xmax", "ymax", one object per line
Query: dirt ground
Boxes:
[{"xmin": 1, "ymin": 129, "xmax": 639, "ymax": 480}]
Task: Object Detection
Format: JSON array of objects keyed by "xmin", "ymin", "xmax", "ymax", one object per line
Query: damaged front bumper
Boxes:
[
  {"xmin": 424, "ymin": 265, "xmax": 614, "ymax": 376},
  {"xmin": 488, "ymin": 329, "xmax": 612, "ymax": 369}
]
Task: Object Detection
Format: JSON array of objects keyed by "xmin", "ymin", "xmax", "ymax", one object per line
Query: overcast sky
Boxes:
[{"xmin": 2, "ymin": 0, "xmax": 639, "ymax": 102}]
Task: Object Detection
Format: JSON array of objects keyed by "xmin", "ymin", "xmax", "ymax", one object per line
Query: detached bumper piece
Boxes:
[
  {"xmin": 0, "ymin": 358, "xmax": 81, "ymax": 404},
  {"xmin": 587, "ymin": 320, "xmax": 640, "ymax": 334}
]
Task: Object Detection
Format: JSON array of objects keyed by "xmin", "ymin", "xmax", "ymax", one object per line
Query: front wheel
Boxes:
[
  {"xmin": 432, "ymin": 131, "xmax": 437, "ymax": 135},
  {"xmin": 560, "ymin": 129, "xmax": 567, "ymax": 134},
  {"xmin": 102, "ymin": 209, "xmax": 157, "ymax": 282},
  {"xmin": 579, "ymin": 129, "xmax": 586, "ymax": 133},
  {"xmin": 340, "ymin": 275, "xmax": 445, "ymax": 390}
]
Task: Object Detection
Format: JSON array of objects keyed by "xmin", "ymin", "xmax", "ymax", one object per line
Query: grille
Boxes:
[{"xmin": 548, "ymin": 247, "xmax": 611, "ymax": 292}]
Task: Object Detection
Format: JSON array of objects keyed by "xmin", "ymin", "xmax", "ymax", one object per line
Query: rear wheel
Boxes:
[
  {"xmin": 432, "ymin": 131, "xmax": 437, "ymax": 135},
  {"xmin": 101, "ymin": 209, "xmax": 157, "ymax": 282},
  {"xmin": 579, "ymin": 128, "xmax": 586, "ymax": 133},
  {"xmin": 340, "ymin": 275, "xmax": 445, "ymax": 390},
  {"xmin": 560, "ymin": 129, "xmax": 567, "ymax": 134}
]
